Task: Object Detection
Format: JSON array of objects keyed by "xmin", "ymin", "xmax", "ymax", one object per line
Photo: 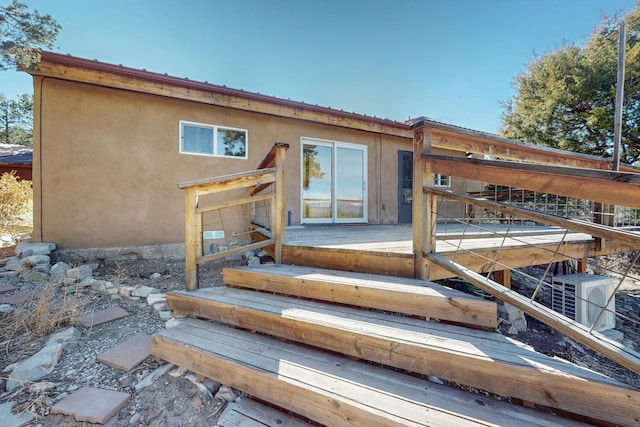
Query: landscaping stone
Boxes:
[
  {"xmin": 15, "ymin": 242, "xmax": 56, "ymax": 257},
  {"xmin": 46, "ymin": 326, "xmax": 80, "ymax": 350},
  {"xmin": 66, "ymin": 265, "xmax": 93, "ymax": 282},
  {"xmin": 81, "ymin": 306, "xmax": 129, "ymax": 328},
  {"xmin": 50, "ymin": 386, "xmax": 130, "ymax": 424},
  {"xmin": 49, "ymin": 261, "xmax": 71, "ymax": 282},
  {"xmin": 0, "ymin": 401, "xmax": 34, "ymax": 427},
  {"xmin": 7, "ymin": 343, "xmax": 63, "ymax": 391},
  {"xmin": 20, "ymin": 254, "xmax": 50, "ymax": 268},
  {"xmin": 131, "ymin": 285, "xmax": 159, "ymax": 298},
  {"xmin": 146, "ymin": 293, "xmax": 166, "ymax": 307},
  {"xmin": 97, "ymin": 333, "xmax": 152, "ymax": 371},
  {"xmin": 21, "ymin": 269, "xmax": 50, "ymax": 282},
  {"xmin": 4, "ymin": 256, "xmax": 22, "ymax": 272}
]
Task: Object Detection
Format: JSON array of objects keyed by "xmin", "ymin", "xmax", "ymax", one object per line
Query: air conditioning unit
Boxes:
[{"xmin": 551, "ymin": 273, "xmax": 616, "ymax": 332}]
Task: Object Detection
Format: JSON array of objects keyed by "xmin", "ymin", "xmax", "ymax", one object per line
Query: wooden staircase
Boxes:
[{"xmin": 152, "ymin": 264, "xmax": 640, "ymax": 426}]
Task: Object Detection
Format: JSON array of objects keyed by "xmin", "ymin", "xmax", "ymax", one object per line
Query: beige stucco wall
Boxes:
[{"xmin": 33, "ymin": 77, "xmax": 419, "ymax": 249}]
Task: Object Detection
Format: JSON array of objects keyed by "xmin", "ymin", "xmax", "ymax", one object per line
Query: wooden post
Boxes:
[
  {"xmin": 493, "ymin": 270, "xmax": 511, "ymax": 289},
  {"xmin": 184, "ymin": 187, "xmax": 199, "ymax": 291},
  {"xmin": 273, "ymin": 144, "xmax": 287, "ymax": 263},
  {"xmin": 412, "ymin": 124, "xmax": 435, "ymax": 280}
]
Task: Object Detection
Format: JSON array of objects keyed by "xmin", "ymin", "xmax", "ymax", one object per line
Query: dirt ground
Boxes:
[{"xmin": 1, "ymin": 253, "xmax": 640, "ymax": 426}]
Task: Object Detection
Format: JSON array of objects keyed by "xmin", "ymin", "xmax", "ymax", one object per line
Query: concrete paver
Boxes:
[
  {"xmin": 0, "ymin": 283, "xmax": 17, "ymax": 294},
  {"xmin": 97, "ymin": 333, "xmax": 152, "ymax": 371},
  {"xmin": 81, "ymin": 306, "xmax": 129, "ymax": 328},
  {"xmin": 50, "ymin": 386, "xmax": 130, "ymax": 424}
]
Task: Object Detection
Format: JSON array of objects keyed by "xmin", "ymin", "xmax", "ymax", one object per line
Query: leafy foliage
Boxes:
[
  {"xmin": 0, "ymin": 0, "xmax": 61, "ymax": 70},
  {"xmin": 0, "ymin": 92, "xmax": 32, "ymax": 144},
  {"xmin": 0, "ymin": 170, "xmax": 32, "ymax": 227},
  {"xmin": 501, "ymin": 3, "xmax": 640, "ymax": 165}
]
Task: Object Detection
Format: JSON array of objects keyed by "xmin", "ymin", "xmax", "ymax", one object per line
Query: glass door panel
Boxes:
[
  {"xmin": 302, "ymin": 143, "xmax": 333, "ymax": 221},
  {"xmin": 336, "ymin": 146, "xmax": 365, "ymax": 221}
]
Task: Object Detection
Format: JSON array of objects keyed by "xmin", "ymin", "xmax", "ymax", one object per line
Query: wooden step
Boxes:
[
  {"xmin": 217, "ymin": 398, "xmax": 310, "ymax": 427},
  {"xmin": 152, "ymin": 318, "xmax": 586, "ymax": 427},
  {"xmin": 166, "ymin": 287, "xmax": 640, "ymax": 426},
  {"xmin": 223, "ymin": 264, "xmax": 497, "ymax": 329}
]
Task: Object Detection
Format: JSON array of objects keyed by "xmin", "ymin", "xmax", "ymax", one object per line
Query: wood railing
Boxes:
[
  {"xmin": 178, "ymin": 143, "xmax": 289, "ymax": 290},
  {"xmin": 411, "ymin": 121, "xmax": 640, "ymax": 376}
]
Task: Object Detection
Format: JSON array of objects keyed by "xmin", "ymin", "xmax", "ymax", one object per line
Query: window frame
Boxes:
[
  {"xmin": 434, "ymin": 173, "xmax": 451, "ymax": 187},
  {"xmin": 179, "ymin": 120, "xmax": 248, "ymax": 159}
]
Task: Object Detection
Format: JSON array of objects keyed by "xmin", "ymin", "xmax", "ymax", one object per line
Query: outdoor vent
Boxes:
[{"xmin": 551, "ymin": 273, "xmax": 616, "ymax": 332}]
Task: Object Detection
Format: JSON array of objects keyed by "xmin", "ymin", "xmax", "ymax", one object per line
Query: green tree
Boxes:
[
  {"xmin": 0, "ymin": 92, "xmax": 32, "ymax": 144},
  {"xmin": 501, "ymin": 3, "xmax": 640, "ymax": 165},
  {"xmin": 0, "ymin": 0, "xmax": 61, "ymax": 70}
]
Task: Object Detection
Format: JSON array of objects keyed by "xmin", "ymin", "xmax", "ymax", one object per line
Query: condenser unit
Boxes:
[{"xmin": 551, "ymin": 273, "xmax": 616, "ymax": 332}]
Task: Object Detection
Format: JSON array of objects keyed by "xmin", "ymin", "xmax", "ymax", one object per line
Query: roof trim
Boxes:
[{"xmin": 31, "ymin": 51, "xmax": 410, "ymax": 132}]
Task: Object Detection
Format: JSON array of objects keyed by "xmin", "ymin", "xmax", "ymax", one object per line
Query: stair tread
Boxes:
[
  {"xmin": 154, "ymin": 318, "xmax": 585, "ymax": 427},
  {"xmin": 223, "ymin": 264, "xmax": 497, "ymax": 329},
  {"xmin": 169, "ymin": 286, "xmax": 623, "ymax": 386},
  {"xmin": 167, "ymin": 286, "xmax": 640, "ymax": 425}
]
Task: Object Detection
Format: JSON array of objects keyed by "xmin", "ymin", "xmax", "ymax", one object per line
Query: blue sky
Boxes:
[{"xmin": 0, "ymin": 0, "xmax": 636, "ymax": 133}]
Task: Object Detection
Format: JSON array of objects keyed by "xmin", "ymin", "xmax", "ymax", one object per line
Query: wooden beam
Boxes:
[
  {"xmin": 426, "ymin": 187, "xmax": 640, "ymax": 248},
  {"xmin": 178, "ymin": 168, "xmax": 276, "ymax": 193},
  {"xmin": 423, "ymin": 154, "xmax": 640, "ymax": 209},
  {"xmin": 414, "ymin": 120, "xmax": 638, "ymax": 172},
  {"xmin": 493, "ymin": 270, "xmax": 511, "ymax": 289},
  {"xmin": 427, "ymin": 253, "xmax": 640, "ymax": 376},
  {"xmin": 273, "ymin": 144, "xmax": 286, "ymax": 263},
  {"xmin": 412, "ymin": 126, "xmax": 435, "ymax": 280}
]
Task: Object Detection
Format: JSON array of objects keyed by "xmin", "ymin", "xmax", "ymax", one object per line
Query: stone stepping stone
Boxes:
[
  {"xmin": 81, "ymin": 306, "xmax": 129, "ymax": 328},
  {"xmin": 0, "ymin": 401, "xmax": 34, "ymax": 427},
  {"xmin": 0, "ymin": 282, "xmax": 17, "ymax": 294},
  {"xmin": 97, "ymin": 333, "xmax": 152, "ymax": 371},
  {"xmin": 0, "ymin": 291, "xmax": 35, "ymax": 305},
  {"xmin": 50, "ymin": 386, "xmax": 130, "ymax": 424}
]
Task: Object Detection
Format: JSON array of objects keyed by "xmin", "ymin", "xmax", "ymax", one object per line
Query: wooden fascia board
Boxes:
[
  {"xmin": 422, "ymin": 154, "xmax": 640, "ymax": 209},
  {"xmin": 29, "ymin": 60, "xmax": 412, "ymax": 138}
]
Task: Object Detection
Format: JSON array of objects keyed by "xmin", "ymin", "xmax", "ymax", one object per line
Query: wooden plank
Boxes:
[
  {"xmin": 217, "ymin": 398, "xmax": 309, "ymax": 427},
  {"xmin": 427, "ymin": 187, "xmax": 640, "ymax": 249},
  {"xmin": 178, "ymin": 168, "xmax": 275, "ymax": 193},
  {"xmin": 223, "ymin": 264, "xmax": 497, "ymax": 329},
  {"xmin": 198, "ymin": 240, "xmax": 274, "ymax": 265},
  {"xmin": 282, "ymin": 245, "xmax": 415, "ymax": 278},
  {"xmin": 422, "ymin": 154, "xmax": 640, "ymax": 209},
  {"xmin": 166, "ymin": 288, "xmax": 639, "ymax": 424},
  {"xmin": 153, "ymin": 318, "xmax": 586, "ymax": 426},
  {"xmin": 412, "ymin": 126, "xmax": 435, "ymax": 280},
  {"xmin": 428, "ymin": 253, "xmax": 640, "ymax": 379},
  {"xmin": 273, "ymin": 144, "xmax": 286, "ymax": 263},
  {"xmin": 415, "ymin": 119, "xmax": 638, "ymax": 172},
  {"xmin": 195, "ymin": 193, "xmax": 273, "ymax": 214}
]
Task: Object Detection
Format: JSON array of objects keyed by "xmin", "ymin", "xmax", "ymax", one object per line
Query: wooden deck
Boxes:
[{"xmin": 283, "ymin": 224, "xmax": 637, "ymax": 280}]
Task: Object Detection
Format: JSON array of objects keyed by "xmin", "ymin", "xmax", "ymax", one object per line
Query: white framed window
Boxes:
[
  {"xmin": 434, "ymin": 174, "xmax": 451, "ymax": 187},
  {"xmin": 179, "ymin": 121, "xmax": 247, "ymax": 159}
]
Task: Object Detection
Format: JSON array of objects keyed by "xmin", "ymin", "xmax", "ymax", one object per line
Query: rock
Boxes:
[
  {"xmin": 32, "ymin": 264, "xmax": 51, "ymax": 274},
  {"xmin": 168, "ymin": 366, "xmax": 187, "ymax": 378},
  {"xmin": 7, "ymin": 343, "xmax": 63, "ymax": 391},
  {"xmin": 62, "ymin": 277, "xmax": 77, "ymax": 286},
  {"xmin": 428, "ymin": 375, "xmax": 444, "ymax": 385},
  {"xmin": 498, "ymin": 304, "xmax": 525, "ymax": 323},
  {"xmin": 0, "ymin": 271, "xmax": 19, "ymax": 278},
  {"xmin": 132, "ymin": 286, "xmax": 159, "ymax": 298},
  {"xmin": 203, "ymin": 379, "xmax": 221, "ymax": 395},
  {"xmin": 158, "ymin": 310, "xmax": 172, "ymax": 320},
  {"xmin": 134, "ymin": 363, "xmax": 174, "ymax": 391},
  {"xmin": 0, "ymin": 401, "xmax": 34, "ymax": 426},
  {"xmin": 20, "ymin": 254, "xmax": 51, "ymax": 268},
  {"xmin": 129, "ymin": 412, "xmax": 142, "ymax": 424},
  {"xmin": 21, "ymin": 270, "xmax": 50, "ymax": 282},
  {"xmin": 4, "ymin": 256, "xmax": 22, "ymax": 272},
  {"xmin": 85, "ymin": 278, "xmax": 113, "ymax": 292},
  {"xmin": 118, "ymin": 286, "xmax": 135, "ymax": 297},
  {"xmin": 67, "ymin": 265, "xmax": 93, "ymax": 281},
  {"xmin": 49, "ymin": 262, "xmax": 72, "ymax": 282},
  {"xmin": 165, "ymin": 318, "xmax": 182, "ymax": 329},
  {"xmin": 15, "ymin": 242, "xmax": 56, "ymax": 257},
  {"xmin": 46, "ymin": 327, "xmax": 80, "ymax": 350},
  {"xmin": 0, "ymin": 304, "xmax": 13, "ymax": 313},
  {"xmin": 146, "ymin": 293, "xmax": 166, "ymax": 307},
  {"xmin": 247, "ymin": 256, "xmax": 260, "ymax": 266},
  {"xmin": 150, "ymin": 272, "xmax": 162, "ymax": 280},
  {"xmin": 214, "ymin": 385, "xmax": 238, "ymax": 402},
  {"xmin": 28, "ymin": 381, "xmax": 57, "ymax": 393}
]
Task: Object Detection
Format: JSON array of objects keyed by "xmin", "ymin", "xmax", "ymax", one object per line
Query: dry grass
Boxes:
[
  {"xmin": 0, "ymin": 171, "xmax": 33, "ymax": 241},
  {"xmin": 0, "ymin": 284, "xmax": 84, "ymax": 356}
]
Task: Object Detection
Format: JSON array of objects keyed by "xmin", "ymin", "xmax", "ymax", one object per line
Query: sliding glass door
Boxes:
[{"xmin": 301, "ymin": 138, "xmax": 367, "ymax": 224}]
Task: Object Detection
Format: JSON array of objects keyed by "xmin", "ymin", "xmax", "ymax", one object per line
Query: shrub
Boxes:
[{"xmin": 0, "ymin": 171, "xmax": 32, "ymax": 234}]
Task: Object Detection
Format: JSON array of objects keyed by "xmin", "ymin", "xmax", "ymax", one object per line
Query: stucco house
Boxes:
[{"xmin": 24, "ymin": 52, "xmax": 469, "ymax": 250}]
